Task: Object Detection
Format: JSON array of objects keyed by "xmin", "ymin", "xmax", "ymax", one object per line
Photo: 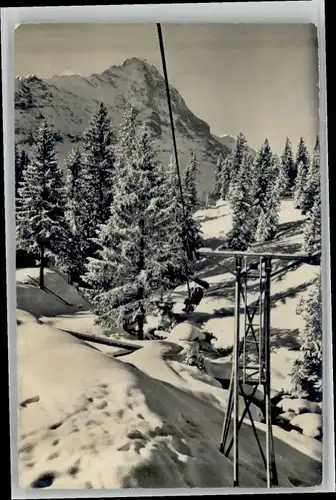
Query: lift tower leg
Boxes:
[{"xmin": 219, "ymin": 256, "xmax": 278, "ymax": 488}]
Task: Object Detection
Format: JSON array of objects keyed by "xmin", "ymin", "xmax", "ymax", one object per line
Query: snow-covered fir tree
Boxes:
[
  {"xmin": 255, "ymin": 168, "xmax": 282, "ymax": 242},
  {"xmin": 271, "ymin": 153, "xmax": 281, "ymax": 183},
  {"xmin": 291, "ymin": 274, "xmax": 322, "ymax": 401},
  {"xmin": 275, "ymin": 154, "xmax": 288, "ymax": 199},
  {"xmin": 295, "ymin": 136, "xmax": 310, "ymax": 174},
  {"xmin": 182, "ymin": 152, "xmax": 203, "ymax": 260},
  {"xmin": 15, "ymin": 147, "xmax": 29, "ymax": 201},
  {"xmin": 293, "ymin": 137, "xmax": 310, "ymax": 209},
  {"xmin": 300, "ymin": 135, "xmax": 320, "ymax": 215},
  {"xmin": 162, "ymin": 156, "xmax": 196, "ymax": 284},
  {"xmin": 228, "ymin": 132, "xmax": 249, "ymax": 199},
  {"xmin": 302, "ymin": 189, "xmax": 321, "ymax": 255},
  {"xmin": 115, "ymin": 104, "xmax": 137, "ymax": 160},
  {"xmin": 15, "ymin": 145, "xmax": 20, "ymax": 198},
  {"xmin": 252, "ymin": 138, "xmax": 274, "ymax": 220},
  {"xmin": 183, "ymin": 151, "xmax": 199, "ymax": 214},
  {"xmin": 294, "ymin": 160, "xmax": 309, "ymax": 210},
  {"xmin": 212, "ymin": 154, "xmax": 224, "ymax": 200},
  {"xmin": 60, "ymin": 146, "xmax": 95, "ymax": 284},
  {"xmin": 268, "ymin": 169, "xmax": 282, "ymax": 236},
  {"xmin": 255, "ymin": 210, "xmax": 269, "ymax": 243},
  {"xmin": 82, "ymin": 102, "xmax": 116, "ymax": 224},
  {"xmin": 184, "ymin": 201, "xmax": 203, "ymax": 262},
  {"xmin": 227, "ymin": 150, "xmax": 256, "ymax": 250},
  {"xmin": 220, "ymin": 154, "xmax": 232, "ymax": 201},
  {"xmin": 16, "ymin": 121, "xmax": 66, "ymax": 289},
  {"xmin": 84, "ymin": 124, "xmax": 187, "ymax": 339},
  {"xmin": 280, "ymin": 137, "xmax": 296, "ymax": 196}
]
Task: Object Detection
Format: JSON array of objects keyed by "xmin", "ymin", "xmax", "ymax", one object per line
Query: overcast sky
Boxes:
[{"xmin": 14, "ymin": 22, "xmax": 319, "ymax": 155}]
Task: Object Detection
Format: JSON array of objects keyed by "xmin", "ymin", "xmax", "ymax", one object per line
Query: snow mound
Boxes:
[
  {"xmin": 169, "ymin": 323, "xmax": 206, "ymax": 342},
  {"xmin": 290, "ymin": 414, "xmax": 323, "ymax": 439},
  {"xmin": 16, "ymin": 309, "xmax": 38, "ymax": 325},
  {"xmin": 278, "ymin": 398, "xmax": 321, "ymax": 416},
  {"xmin": 17, "ymin": 316, "xmax": 322, "ymax": 489},
  {"xmin": 277, "ymin": 411, "xmax": 297, "ymax": 424},
  {"xmin": 16, "ymin": 268, "xmax": 90, "ymax": 318},
  {"xmin": 38, "ymin": 311, "xmax": 134, "ymax": 340}
]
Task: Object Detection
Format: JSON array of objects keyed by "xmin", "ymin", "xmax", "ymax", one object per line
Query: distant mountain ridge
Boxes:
[{"xmin": 15, "ymin": 57, "xmax": 232, "ymax": 195}]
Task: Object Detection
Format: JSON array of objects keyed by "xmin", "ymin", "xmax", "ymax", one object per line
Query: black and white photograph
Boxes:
[{"xmin": 5, "ymin": 9, "xmax": 331, "ymax": 492}]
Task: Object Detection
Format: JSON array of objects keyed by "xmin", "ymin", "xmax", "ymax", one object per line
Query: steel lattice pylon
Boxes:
[
  {"xmin": 198, "ymin": 248, "xmax": 321, "ymax": 488},
  {"xmin": 219, "ymin": 255, "xmax": 277, "ymax": 488}
]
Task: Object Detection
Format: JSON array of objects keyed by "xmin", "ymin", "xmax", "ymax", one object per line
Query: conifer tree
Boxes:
[
  {"xmin": 84, "ymin": 125, "xmax": 187, "ymax": 339},
  {"xmin": 294, "ymin": 160, "xmax": 308, "ymax": 210},
  {"xmin": 271, "ymin": 153, "xmax": 281, "ymax": 184},
  {"xmin": 20, "ymin": 149, "xmax": 29, "ymax": 169},
  {"xmin": 302, "ymin": 189, "xmax": 321, "ymax": 255},
  {"xmin": 15, "ymin": 146, "xmax": 22, "ymax": 227},
  {"xmin": 60, "ymin": 146, "xmax": 94, "ymax": 284},
  {"xmin": 228, "ymin": 132, "xmax": 249, "ymax": 199},
  {"xmin": 255, "ymin": 171, "xmax": 282, "ymax": 242},
  {"xmin": 182, "ymin": 152, "xmax": 203, "ymax": 259},
  {"xmin": 227, "ymin": 150, "xmax": 256, "ymax": 250},
  {"xmin": 82, "ymin": 102, "xmax": 116, "ymax": 224},
  {"xmin": 160, "ymin": 156, "xmax": 193, "ymax": 285},
  {"xmin": 294, "ymin": 137, "xmax": 310, "ymax": 209},
  {"xmin": 295, "ymin": 136, "xmax": 310, "ymax": 173},
  {"xmin": 16, "ymin": 121, "xmax": 66, "ymax": 289},
  {"xmin": 275, "ymin": 154, "xmax": 288, "ymax": 199},
  {"xmin": 115, "ymin": 104, "xmax": 137, "ymax": 160},
  {"xmin": 15, "ymin": 147, "xmax": 32, "ymax": 266},
  {"xmin": 301, "ymin": 135, "xmax": 320, "ymax": 214},
  {"xmin": 255, "ymin": 210, "xmax": 269, "ymax": 244},
  {"xmin": 280, "ymin": 137, "xmax": 296, "ymax": 196},
  {"xmin": 15, "ymin": 146, "xmax": 20, "ymax": 199},
  {"xmin": 220, "ymin": 154, "xmax": 232, "ymax": 201},
  {"xmin": 183, "ymin": 151, "xmax": 198, "ymax": 214},
  {"xmin": 252, "ymin": 138, "xmax": 274, "ymax": 219},
  {"xmin": 15, "ymin": 148, "xmax": 29, "ymax": 200},
  {"xmin": 212, "ymin": 154, "xmax": 224, "ymax": 200},
  {"xmin": 268, "ymin": 170, "xmax": 282, "ymax": 236},
  {"xmin": 291, "ymin": 274, "xmax": 322, "ymax": 401}
]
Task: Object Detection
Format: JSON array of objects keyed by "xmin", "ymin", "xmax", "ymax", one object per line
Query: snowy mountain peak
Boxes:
[
  {"xmin": 23, "ymin": 74, "xmax": 43, "ymax": 83},
  {"xmin": 14, "ymin": 59, "xmax": 232, "ymax": 193},
  {"xmin": 122, "ymin": 56, "xmax": 153, "ymax": 68}
]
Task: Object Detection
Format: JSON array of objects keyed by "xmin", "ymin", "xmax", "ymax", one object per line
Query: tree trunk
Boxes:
[
  {"xmin": 39, "ymin": 243, "xmax": 45, "ymax": 290},
  {"xmin": 137, "ymin": 218, "xmax": 145, "ymax": 341},
  {"xmin": 137, "ymin": 311, "xmax": 144, "ymax": 341}
]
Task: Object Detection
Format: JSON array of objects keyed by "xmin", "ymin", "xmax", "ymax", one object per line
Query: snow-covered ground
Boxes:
[{"xmin": 15, "ymin": 200, "xmax": 322, "ymax": 490}]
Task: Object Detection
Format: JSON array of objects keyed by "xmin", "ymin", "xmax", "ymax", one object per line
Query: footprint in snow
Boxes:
[{"xmin": 20, "ymin": 396, "xmax": 40, "ymax": 408}]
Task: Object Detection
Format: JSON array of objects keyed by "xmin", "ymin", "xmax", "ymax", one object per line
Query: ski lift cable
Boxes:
[{"xmin": 156, "ymin": 23, "xmax": 192, "ymax": 297}]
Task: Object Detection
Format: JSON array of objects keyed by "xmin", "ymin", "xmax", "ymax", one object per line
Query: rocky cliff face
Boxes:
[{"xmin": 15, "ymin": 57, "xmax": 231, "ymax": 194}]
